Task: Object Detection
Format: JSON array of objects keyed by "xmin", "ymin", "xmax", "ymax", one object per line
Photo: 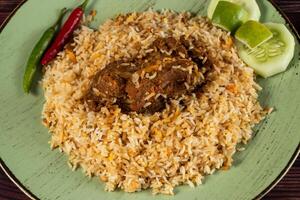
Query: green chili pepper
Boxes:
[{"xmin": 23, "ymin": 8, "xmax": 67, "ymax": 93}]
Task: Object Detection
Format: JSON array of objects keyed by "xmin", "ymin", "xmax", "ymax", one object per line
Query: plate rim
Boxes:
[{"xmin": 0, "ymin": 0, "xmax": 299, "ymax": 199}]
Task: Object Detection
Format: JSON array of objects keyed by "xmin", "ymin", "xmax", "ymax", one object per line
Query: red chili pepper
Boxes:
[{"xmin": 41, "ymin": 0, "xmax": 89, "ymax": 65}]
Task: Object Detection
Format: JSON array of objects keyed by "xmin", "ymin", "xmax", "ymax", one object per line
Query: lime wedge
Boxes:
[
  {"xmin": 235, "ymin": 21, "xmax": 273, "ymax": 49},
  {"xmin": 212, "ymin": 1, "xmax": 249, "ymax": 33},
  {"xmin": 207, "ymin": 0, "xmax": 261, "ymax": 21}
]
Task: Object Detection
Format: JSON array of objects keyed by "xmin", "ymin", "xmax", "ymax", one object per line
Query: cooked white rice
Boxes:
[{"xmin": 42, "ymin": 10, "xmax": 268, "ymax": 195}]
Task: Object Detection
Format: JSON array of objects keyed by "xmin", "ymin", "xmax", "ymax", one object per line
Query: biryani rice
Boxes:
[{"xmin": 42, "ymin": 10, "xmax": 267, "ymax": 195}]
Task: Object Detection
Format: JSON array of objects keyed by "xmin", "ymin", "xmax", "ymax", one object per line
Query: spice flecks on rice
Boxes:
[{"xmin": 42, "ymin": 10, "xmax": 267, "ymax": 195}]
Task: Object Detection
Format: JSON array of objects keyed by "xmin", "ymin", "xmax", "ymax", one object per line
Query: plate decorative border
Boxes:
[{"xmin": 0, "ymin": 1, "xmax": 299, "ymax": 199}]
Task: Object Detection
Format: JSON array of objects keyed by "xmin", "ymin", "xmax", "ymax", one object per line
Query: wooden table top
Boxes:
[{"xmin": 0, "ymin": 0, "xmax": 299, "ymax": 199}]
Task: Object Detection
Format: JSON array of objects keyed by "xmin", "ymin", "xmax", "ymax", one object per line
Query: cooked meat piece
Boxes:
[
  {"xmin": 152, "ymin": 37, "xmax": 188, "ymax": 58},
  {"xmin": 85, "ymin": 61, "xmax": 139, "ymax": 111},
  {"xmin": 125, "ymin": 58, "xmax": 200, "ymax": 113},
  {"xmin": 85, "ymin": 36, "xmax": 211, "ymax": 114}
]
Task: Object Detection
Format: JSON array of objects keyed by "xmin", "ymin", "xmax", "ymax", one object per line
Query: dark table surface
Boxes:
[{"xmin": 0, "ymin": 0, "xmax": 299, "ymax": 199}]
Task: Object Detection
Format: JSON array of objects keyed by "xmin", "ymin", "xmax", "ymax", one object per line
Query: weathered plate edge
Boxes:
[
  {"xmin": 0, "ymin": 1, "xmax": 299, "ymax": 200},
  {"xmin": 254, "ymin": 1, "xmax": 300, "ymax": 198},
  {"xmin": 0, "ymin": 158, "xmax": 37, "ymax": 200},
  {"xmin": 0, "ymin": 2, "xmax": 38, "ymax": 199}
]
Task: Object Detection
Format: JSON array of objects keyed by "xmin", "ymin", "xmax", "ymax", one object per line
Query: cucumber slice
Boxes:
[
  {"xmin": 212, "ymin": 1, "xmax": 248, "ymax": 33},
  {"xmin": 207, "ymin": 0, "xmax": 261, "ymax": 21},
  {"xmin": 237, "ymin": 23, "xmax": 295, "ymax": 78}
]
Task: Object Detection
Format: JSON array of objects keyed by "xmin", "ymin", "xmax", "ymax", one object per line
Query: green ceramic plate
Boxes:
[{"xmin": 0, "ymin": 0, "xmax": 299, "ymax": 199}]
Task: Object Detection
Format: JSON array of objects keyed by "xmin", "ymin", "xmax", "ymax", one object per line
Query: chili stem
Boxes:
[
  {"xmin": 80, "ymin": 0, "xmax": 90, "ymax": 10},
  {"xmin": 51, "ymin": 8, "xmax": 68, "ymax": 28}
]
